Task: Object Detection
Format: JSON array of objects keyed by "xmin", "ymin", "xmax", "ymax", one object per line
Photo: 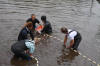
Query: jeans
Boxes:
[{"xmin": 72, "ymin": 32, "xmax": 82, "ymax": 50}]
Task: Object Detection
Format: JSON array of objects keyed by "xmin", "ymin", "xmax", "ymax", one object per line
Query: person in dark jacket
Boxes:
[
  {"xmin": 41, "ymin": 16, "xmax": 52, "ymax": 34},
  {"xmin": 18, "ymin": 22, "xmax": 34, "ymax": 41},
  {"xmin": 61, "ymin": 27, "xmax": 82, "ymax": 50},
  {"xmin": 11, "ymin": 40, "xmax": 35, "ymax": 61},
  {"xmin": 26, "ymin": 14, "xmax": 41, "ymax": 30}
]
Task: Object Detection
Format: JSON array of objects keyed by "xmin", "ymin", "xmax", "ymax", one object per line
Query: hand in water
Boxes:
[{"xmin": 34, "ymin": 38, "xmax": 41, "ymax": 44}]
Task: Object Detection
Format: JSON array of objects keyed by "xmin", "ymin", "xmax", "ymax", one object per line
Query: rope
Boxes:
[
  {"xmin": 45, "ymin": 34, "xmax": 100, "ymax": 66},
  {"xmin": 33, "ymin": 34, "xmax": 100, "ymax": 66},
  {"xmin": 31, "ymin": 56, "xmax": 39, "ymax": 66}
]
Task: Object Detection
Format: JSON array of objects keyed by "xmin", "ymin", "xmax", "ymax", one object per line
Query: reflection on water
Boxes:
[
  {"xmin": 57, "ymin": 48, "xmax": 79, "ymax": 65},
  {"xmin": 11, "ymin": 56, "xmax": 28, "ymax": 66},
  {"xmin": 10, "ymin": 56, "xmax": 37, "ymax": 66}
]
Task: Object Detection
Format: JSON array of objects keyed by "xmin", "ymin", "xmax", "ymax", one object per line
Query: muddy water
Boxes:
[{"xmin": 0, "ymin": 0, "xmax": 100, "ymax": 66}]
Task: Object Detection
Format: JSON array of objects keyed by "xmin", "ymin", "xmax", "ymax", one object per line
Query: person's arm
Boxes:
[
  {"xmin": 36, "ymin": 19, "xmax": 40, "ymax": 23},
  {"xmin": 25, "ymin": 50, "xmax": 32, "ymax": 57},
  {"xmin": 36, "ymin": 19, "xmax": 41, "ymax": 25},
  {"xmin": 67, "ymin": 39, "xmax": 74, "ymax": 49},
  {"xmin": 29, "ymin": 53, "xmax": 33, "ymax": 57},
  {"xmin": 30, "ymin": 31, "xmax": 34, "ymax": 40},
  {"xmin": 64, "ymin": 36, "xmax": 68, "ymax": 46},
  {"xmin": 41, "ymin": 24, "xmax": 48, "ymax": 33},
  {"xmin": 25, "ymin": 40, "xmax": 35, "ymax": 57},
  {"xmin": 22, "ymin": 30, "xmax": 28, "ymax": 39},
  {"xmin": 25, "ymin": 49, "xmax": 29, "ymax": 54}
]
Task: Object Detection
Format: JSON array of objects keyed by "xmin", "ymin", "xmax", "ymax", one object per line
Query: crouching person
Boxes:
[
  {"xmin": 61, "ymin": 27, "xmax": 82, "ymax": 50},
  {"xmin": 11, "ymin": 40, "xmax": 35, "ymax": 61},
  {"xmin": 41, "ymin": 16, "xmax": 52, "ymax": 34},
  {"xmin": 18, "ymin": 22, "xmax": 34, "ymax": 41}
]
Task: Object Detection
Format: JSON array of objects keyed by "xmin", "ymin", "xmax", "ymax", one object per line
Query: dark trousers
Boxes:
[
  {"xmin": 72, "ymin": 32, "xmax": 82, "ymax": 50},
  {"xmin": 11, "ymin": 48, "xmax": 32, "ymax": 61}
]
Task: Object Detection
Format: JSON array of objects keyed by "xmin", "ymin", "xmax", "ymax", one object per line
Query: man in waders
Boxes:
[
  {"xmin": 11, "ymin": 40, "xmax": 35, "ymax": 61},
  {"xmin": 61, "ymin": 27, "xmax": 82, "ymax": 50}
]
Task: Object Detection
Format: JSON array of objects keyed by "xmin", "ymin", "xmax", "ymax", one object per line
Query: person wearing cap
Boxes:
[
  {"xmin": 18, "ymin": 22, "xmax": 34, "ymax": 41},
  {"xmin": 11, "ymin": 40, "xmax": 35, "ymax": 61},
  {"xmin": 61, "ymin": 27, "xmax": 82, "ymax": 50},
  {"xmin": 41, "ymin": 15, "xmax": 52, "ymax": 34}
]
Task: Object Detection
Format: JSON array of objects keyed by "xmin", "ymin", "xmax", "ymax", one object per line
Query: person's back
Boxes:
[
  {"xmin": 18, "ymin": 27, "xmax": 28, "ymax": 41},
  {"xmin": 11, "ymin": 40, "xmax": 27, "ymax": 53},
  {"xmin": 18, "ymin": 22, "xmax": 34, "ymax": 41},
  {"xmin": 11, "ymin": 40, "xmax": 35, "ymax": 60},
  {"xmin": 43, "ymin": 21, "xmax": 52, "ymax": 34},
  {"xmin": 61, "ymin": 27, "xmax": 82, "ymax": 50},
  {"xmin": 41, "ymin": 16, "xmax": 52, "ymax": 34}
]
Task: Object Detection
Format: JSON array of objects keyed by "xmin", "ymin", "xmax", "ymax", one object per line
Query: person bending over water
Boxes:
[
  {"xmin": 11, "ymin": 40, "xmax": 35, "ymax": 61},
  {"xmin": 18, "ymin": 22, "xmax": 34, "ymax": 41},
  {"xmin": 41, "ymin": 16, "xmax": 52, "ymax": 34},
  {"xmin": 61, "ymin": 27, "xmax": 82, "ymax": 50}
]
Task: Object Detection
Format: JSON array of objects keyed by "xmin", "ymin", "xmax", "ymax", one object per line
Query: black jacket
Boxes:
[
  {"xmin": 18, "ymin": 27, "xmax": 34, "ymax": 41},
  {"xmin": 11, "ymin": 40, "xmax": 28, "ymax": 53},
  {"xmin": 41, "ymin": 21, "xmax": 52, "ymax": 34},
  {"xmin": 27, "ymin": 18, "xmax": 40, "ymax": 29}
]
